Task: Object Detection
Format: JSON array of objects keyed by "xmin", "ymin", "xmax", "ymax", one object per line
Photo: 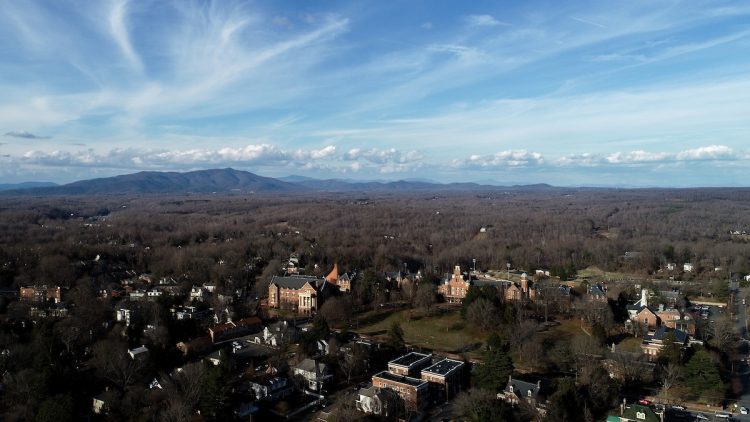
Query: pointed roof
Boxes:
[{"xmin": 325, "ymin": 263, "xmax": 339, "ymax": 283}]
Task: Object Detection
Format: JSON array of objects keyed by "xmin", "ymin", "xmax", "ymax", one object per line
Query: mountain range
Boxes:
[{"xmin": 0, "ymin": 168, "xmax": 555, "ymax": 195}]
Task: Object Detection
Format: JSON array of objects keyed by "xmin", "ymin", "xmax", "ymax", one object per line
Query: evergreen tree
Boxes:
[
  {"xmin": 544, "ymin": 378, "xmax": 583, "ymax": 422},
  {"xmin": 386, "ymin": 321, "xmax": 405, "ymax": 351},
  {"xmin": 474, "ymin": 340, "xmax": 513, "ymax": 391},
  {"xmin": 684, "ymin": 349, "xmax": 723, "ymax": 403}
]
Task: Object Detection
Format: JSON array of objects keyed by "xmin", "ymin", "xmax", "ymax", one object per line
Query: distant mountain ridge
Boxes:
[
  {"xmin": 0, "ymin": 168, "xmax": 560, "ymax": 195},
  {"xmin": 0, "ymin": 181, "xmax": 58, "ymax": 191},
  {"xmin": 0, "ymin": 168, "xmax": 299, "ymax": 195}
]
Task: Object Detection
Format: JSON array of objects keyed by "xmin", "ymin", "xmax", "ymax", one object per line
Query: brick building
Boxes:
[
  {"xmin": 20, "ymin": 285, "xmax": 61, "ymax": 303},
  {"xmin": 372, "ymin": 371, "xmax": 429, "ymax": 411},
  {"xmin": 208, "ymin": 316, "xmax": 262, "ymax": 343},
  {"xmin": 268, "ymin": 275, "xmax": 334, "ymax": 314},
  {"xmin": 420, "ymin": 359, "xmax": 466, "ymax": 400},
  {"xmin": 438, "ymin": 266, "xmax": 471, "ymax": 304},
  {"xmin": 387, "ymin": 352, "xmax": 432, "ymax": 376},
  {"xmin": 505, "ymin": 273, "xmax": 537, "ymax": 302}
]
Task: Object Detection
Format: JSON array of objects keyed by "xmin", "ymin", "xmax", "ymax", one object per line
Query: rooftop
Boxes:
[
  {"xmin": 422, "ymin": 359, "xmax": 464, "ymax": 376},
  {"xmin": 389, "ymin": 352, "xmax": 431, "ymax": 368},
  {"xmin": 373, "ymin": 371, "xmax": 428, "ymax": 388},
  {"xmin": 270, "ymin": 275, "xmax": 323, "ymax": 290}
]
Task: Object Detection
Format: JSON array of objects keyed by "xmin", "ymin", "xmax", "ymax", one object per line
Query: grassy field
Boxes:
[{"xmin": 355, "ymin": 307, "xmax": 486, "ymax": 356}]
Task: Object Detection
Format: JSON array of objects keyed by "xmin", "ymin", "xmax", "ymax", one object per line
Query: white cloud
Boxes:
[
  {"xmin": 12, "ymin": 144, "xmax": 423, "ymax": 175},
  {"xmin": 453, "ymin": 150, "xmax": 544, "ymax": 169},
  {"xmin": 464, "ymin": 14, "xmax": 504, "ymax": 27},
  {"xmin": 556, "ymin": 145, "xmax": 742, "ymax": 167}
]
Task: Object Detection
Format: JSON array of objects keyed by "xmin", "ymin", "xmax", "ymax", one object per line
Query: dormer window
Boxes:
[
  {"xmin": 509, "ymin": 385, "xmax": 513, "ymax": 393},
  {"xmin": 527, "ymin": 390, "xmax": 532, "ymax": 397}
]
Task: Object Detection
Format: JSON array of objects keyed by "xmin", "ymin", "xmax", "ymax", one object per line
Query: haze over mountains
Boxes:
[{"xmin": 0, "ymin": 168, "xmax": 556, "ymax": 195}]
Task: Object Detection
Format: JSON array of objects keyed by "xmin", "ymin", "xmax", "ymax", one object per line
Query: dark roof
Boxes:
[
  {"xmin": 590, "ymin": 285, "xmax": 606, "ymax": 297},
  {"xmin": 373, "ymin": 371, "xmax": 427, "ymax": 387},
  {"xmin": 270, "ymin": 275, "xmax": 322, "ymax": 289},
  {"xmin": 620, "ymin": 404, "xmax": 660, "ymax": 422},
  {"xmin": 389, "ymin": 352, "xmax": 430, "ymax": 368},
  {"xmin": 422, "ymin": 359, "xmax": 464, "ymax": 376},
  {"xmin": 649, "ymin": 326, "xmax": 688, "ymax": 343},
  {"xmin": 504, "ymin": 377, "xmax": 540, "ymax": 398}
]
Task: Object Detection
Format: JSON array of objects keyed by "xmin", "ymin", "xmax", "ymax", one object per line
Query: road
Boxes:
[{"xmin": 732, "ymin": 284, "xmax": 750, "ymax": 421}]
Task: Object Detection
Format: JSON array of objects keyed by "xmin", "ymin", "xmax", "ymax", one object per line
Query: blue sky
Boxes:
[{"xmin": 1, "ymin": 0, "xmax": 749, "ymax": 186}]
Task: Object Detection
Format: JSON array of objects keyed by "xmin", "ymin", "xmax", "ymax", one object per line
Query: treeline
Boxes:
[{"xmin": 2, "ymin": 189, "xmax": 750, "ymax": 292}]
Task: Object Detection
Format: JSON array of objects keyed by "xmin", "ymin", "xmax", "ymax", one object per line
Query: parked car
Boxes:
[{"xmin": 741, "ymin": 406, "xmax": 748, "ymax": 415}]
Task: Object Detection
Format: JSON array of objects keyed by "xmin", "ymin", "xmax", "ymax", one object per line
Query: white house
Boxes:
[
  {"xmin": 683, "ymin": 263, "xmax": 694, "ymax": 272},
  {"xmin": 293, "ymin": 358, "xmax": 332, "ymax": 392}
]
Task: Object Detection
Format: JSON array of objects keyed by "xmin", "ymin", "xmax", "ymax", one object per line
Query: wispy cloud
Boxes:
[
  {"xmin": 571, "ymin": 16, "xmax": 607, "ymax": 29},
  {"xmin": 108, "ymin": 0, "xmax": 142, "ymax": 71},
  {"xmin": 463, "ymin": 14, "xmax": 505, "ymax": 27},
  {"xmin": 4, "ymin": 131, "xmax": 50, "ymax": 139}
]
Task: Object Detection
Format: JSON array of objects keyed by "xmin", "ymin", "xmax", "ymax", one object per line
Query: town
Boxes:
[{"xmin": 1, "ymin": 191, "xmax": 750, "ymax": 422}]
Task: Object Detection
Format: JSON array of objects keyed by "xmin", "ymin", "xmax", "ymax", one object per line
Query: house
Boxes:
[
  {"xmin": 170, "ymin": 305, "xmax": 213, "ymax": 321},
  {"xmin": 92, "ymin": 390, "xmax": 117, "ymax": 415},
  {"xmin": 588, "ymin": 284, "xmax": 607, "ymax": 302},
  {"xmin": 607, "ymin": 402, "xmax": 661, "ymax": 422},
  {"xmin": 293, "ymin": 358, "xmax": 332, "ymax": 392},
  {"xmin": 128, "ymin": 345, "xmax": 149, "ymax": 360},
  {"xmin": 627, "ymin": 289, "xmax": 660, "ymax": 329},
  {"xmin": 251, "ymin": 320, "xmax": 299, "ymax": 347},
  {"xmin": 267, "ymin": 275, "xmax": 335, "ymax": 314},
  {"xmin": 641, "ymin": 326, "xmax": 689, "ymax": 360},
  {"xmin": 324, "ymin": 264, "xmax": 355, "ymax": 293},
  {"xmin": 438, "ymin": 265, "xmax": 471, "ymax": 304},
  {"xmin": 190, "ymin": 286, "xmax": 209, "ymax": 302},
  {"xmin": 387, "ymin": 352, "xmax": 432, "ymax": 377},
  {"xmin": 683, "ymin": 263, "xmax": 694, "ymax": 272},
  {"xmin": 498, "ymin": 376, "xmax": 545, "ymax": 410},
  {"xmin": 745, "ymin": 274, "xmax": 750, "ymax": 282},
  {"xmin": 208, "ymin": 316, "xmax": 263, "ymax": 343},
  {"xmin": 665, "ymin": 263, "xmax": 676, "ymax": 271},
  {"xmin": 535, "ymin": 269, "xmax": 551, "ymax": 277},
  {"xmin": 286, "ymin": 254, "xmax": 301, "ymax": 275},
  {"xmin": 420, "ymin": 359, "xmax": 466, "ymax": 400},
  {"xmin": 248, "ymin": 376, "xmax": 293, "ymax": 401},
  {"xmin": 372, "ymin": 371, "xmax": 429, "ymax": 411},
  {"xmin": 505, "ymin": 273, "xmax": 537, "ymax": 302},
  {"xmin": 115, "ymin": 307, "xmax": 135, "ymax": 326},
  {"xmin": 356, "ymin": 385, "xmax": 396, "ymax": 417}
]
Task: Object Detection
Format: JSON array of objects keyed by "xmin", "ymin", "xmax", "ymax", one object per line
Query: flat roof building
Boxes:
[{"xmin": 387, "ymin": 352, "xmax": 432, "ymax": 376}]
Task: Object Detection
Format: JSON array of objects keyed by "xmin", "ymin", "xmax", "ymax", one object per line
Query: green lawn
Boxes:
[{"xmin": 355, "ymin": 307, "xmax": 486, "ymax": 356}]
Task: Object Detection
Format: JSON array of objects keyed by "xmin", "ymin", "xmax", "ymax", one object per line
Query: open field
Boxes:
[{"xmin": 355, "ymin": 307, "xmax": 486, "ymax": 356}]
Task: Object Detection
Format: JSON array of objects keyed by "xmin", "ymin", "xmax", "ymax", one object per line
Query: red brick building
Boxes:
[
  {"xmin": 438, "ymin": 266, "xmax": 471, "ymax": 304},
  {"xmin": 268, "ymin": 275, "xmax": 334, "ymax": 314}
]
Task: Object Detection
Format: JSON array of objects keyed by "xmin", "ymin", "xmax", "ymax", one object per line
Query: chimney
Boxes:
[
  {"xmin": 621, "ymin": 398, "xmax": 625, "ymax": 415},
  {"xmin": 659, "ymin": 304, "xmax": 664, "ymax": 312},
  {"xmin": 641, "ymin": 289, "xmax": 648, "ymax": 308}
]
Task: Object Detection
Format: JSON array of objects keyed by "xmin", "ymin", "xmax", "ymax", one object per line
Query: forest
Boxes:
[{"xmin": 0, "ymin": 188, "xmax": 749, "ymax": 420}]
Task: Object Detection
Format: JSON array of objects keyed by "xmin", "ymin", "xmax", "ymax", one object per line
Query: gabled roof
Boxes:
[
  {"xmin": 503, "ymin": 376, "xmax": 541, "ymax": 399},
  {"xmin": 649, "ymin": 326, "xmax": 688, "ymax": 343},
  {"xmin": 270, "ymin": 275, "xmax": 323, "ymax": 290},
  {"xmin": 296, "ymin": 358, "xmax": 329, "ymax": 375}
]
